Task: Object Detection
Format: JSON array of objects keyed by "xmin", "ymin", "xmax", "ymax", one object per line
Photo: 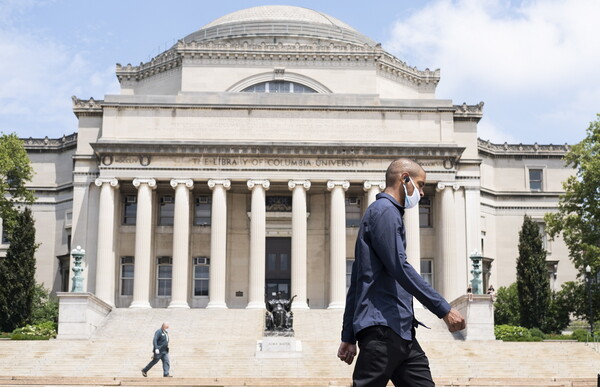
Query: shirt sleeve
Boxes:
[
  {"xmin": 341, "ymin": 259, "xmax": 358, "ymax": 344},
  {"xmin": 368, "ymin": 207, "xmax": 451, "ymax": 319}
]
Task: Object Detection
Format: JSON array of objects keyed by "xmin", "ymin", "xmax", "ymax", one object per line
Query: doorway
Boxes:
[{"xmin": 265, "ymin": 237, "xmax": 291, "ymax": 300}]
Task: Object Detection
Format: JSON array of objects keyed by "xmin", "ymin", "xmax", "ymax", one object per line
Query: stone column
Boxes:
[
  {"xmin": 363, "ymin": 181, "xmax": 386, "ymax": 206},
  {"xmin": 327, "ymin": 180, "xmax": 350, "ymax": 309},
  {"xmin": 404, "ymin": 201, "xmax": 422, "ymax": 308},
  {"xmin": 288, "ymin": 180, "xmax": 311, "ymax": 309},
  {"xmin": 454, "ymin": 187, "xmax": 468, "ymax": 297},
  {"xmin": 130, "ymin": 178, "xmax": 156, "ymax": 309},
  {"xmin": 464, "ymin": 188, "xmax": 482, "ymax": 256},
  {"xmin": 207, "ymin": 179, "xmax": 231, "ymax": 309},
  {"xmin": 436, "ymin": 182, "xmax": 460, "ymax": 301},
  {"xmin": 246, "ymin": 179, "xmax": 270, "ymax": 309},
  {"xmin": 94, "ymin": 178, "xmax": 119, "ymax": 307},
  {"xmin": 168, "ymin": 179, "xmax": 193, "ymax": 309}
]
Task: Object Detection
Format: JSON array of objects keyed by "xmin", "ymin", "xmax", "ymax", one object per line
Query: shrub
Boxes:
[
  {"xmin": 529, "ymin": 327, "xmax": 546, "ymax": 340},
  {"xmin": 494, "ymin": 325, "xmax": 535, "ymax": 341},
  {"xmin": 571, "ymin": 329, "xmax": 591, "ymax": 342},
  {"xmin": 11, "ymin": 322, "xmax": 56, "ymax": 340},
  {"xmin": 494, "ymin": 283, "xmax": 520, "ymax": 326},
  {"xmin": 30, "ymin": 284, "xmax": 58, "ymax": 328}
]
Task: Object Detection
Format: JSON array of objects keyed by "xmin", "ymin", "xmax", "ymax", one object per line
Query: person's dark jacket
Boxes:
[{"xmin": 152, "ymin": 329, "xmax": 169, "ymax": 354}]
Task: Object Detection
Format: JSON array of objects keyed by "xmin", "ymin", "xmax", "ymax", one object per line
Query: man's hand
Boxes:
[
  {"xmin": 337, "ymin": 342, "xmax": 357, "ymax": 365},
  {"xmin": 443, "ymin": 308, "xmax": 466, "ymax": 332},
  {"xmin": 154, "ymin": 349, "xmax": 160, "ymax": 354}
]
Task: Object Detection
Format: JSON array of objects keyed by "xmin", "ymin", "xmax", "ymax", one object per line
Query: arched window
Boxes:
[{"xmin": 242, "ymin": 81, "xmax": 317, "ymax": 94}]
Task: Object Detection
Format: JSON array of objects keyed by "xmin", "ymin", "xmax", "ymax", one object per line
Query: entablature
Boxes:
[
  {"xmin": 478, "ymin": 138, "xmax": 569, "ymax": 158},
  {"xmin": 115, "ymin": 41, "xmax": 440, "ymax": 90}
]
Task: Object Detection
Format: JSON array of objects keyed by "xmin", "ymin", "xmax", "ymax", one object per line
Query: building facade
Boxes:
[{"xmin": 2, "ymin": 5, "xmax": 576, "ymax": 309}]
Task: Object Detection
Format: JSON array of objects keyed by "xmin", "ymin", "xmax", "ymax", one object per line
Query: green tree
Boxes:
[
  {"xmin": 516, "ymin": 215, "xmax": 551, "ymax": 329},
  {"xmin": 0, "ymin": 208, "xmax": 37, "ymax": 332},
  {"xmin": 545, "ymin": 115, "xmax": 600, "ymax": 326},
  {"xmin": 0, "ymin": 133, "xmax": 35, "ymax": 230},
  {"xmin": 494, "ymin": 283, "xmax": 520, "ymax": 326}
]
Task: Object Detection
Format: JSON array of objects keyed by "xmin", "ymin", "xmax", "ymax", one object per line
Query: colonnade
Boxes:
[{"xmin": 92, "ymin": 177, "xmax": 470, "ymax": 309}]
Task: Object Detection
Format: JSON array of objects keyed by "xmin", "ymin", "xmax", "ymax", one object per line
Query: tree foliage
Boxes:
[
  {"xmin": 0, "ymin": 208, "xmax": 37, "ymax": 332},
  {"xmin": 0, "ymin": 133, "xmax": 35, "ymax": 231},
  {"xmin": 494, "ymin": 283, "xmax": 520, "ymax": 326},
  {"xmin": 544, "ymin": 115, "xmax": 600, "ymax": 329},
  {"xmin": 545, "ymin": 115, "xmax": 600, "ymax": 275},
  {"xmin": 516, "ymin": 215, "xmax": 551, "ymax": 329}
]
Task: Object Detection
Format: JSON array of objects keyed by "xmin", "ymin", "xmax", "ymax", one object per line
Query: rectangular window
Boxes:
[
  {"xmin": 419, "ymin": 197, "xmax": 432, "ymax": 228},
  {"xmin": 420, "ymin": 259, "xmax": 433, "ymax": 287},
  {"xmin": 120, "ymin": 256, "xmax": 134, "ymax": 296},
  {"xmin": 345, "ymin": 197, "xmax": 362, "ymax": 227},
  {"xmin": 346, "ymin": 259, "xmax": 354, "ymax": 291},
  {"xmin": 1, "ymin": 219, "xmax": 8, "ymax": 244},
  {"xmin": 193, "ymin": 257, "xmax": 210, "ymax": 297},
  {"xmin": 159, "ymin": 196, "xmax": 175, "ymax": 226},
  {"xmin": 156, "ymin": 256, "xmax": 172, "ymax": 297},
  {"xmin": 529, "ymin": 169, "xmax": 543, "ymax": 191},
  {"xmin": 195, "ymin": 196, "xmax": 212, "ymax": 226},
  {"xmin": 123, "ymin": 195, "xmax": 137, "ymax": 225}
]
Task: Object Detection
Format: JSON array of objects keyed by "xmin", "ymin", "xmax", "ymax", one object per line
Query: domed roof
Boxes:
[{"xmin": 182, "ymin": 5, "xmax": 376, "ymax": 46}]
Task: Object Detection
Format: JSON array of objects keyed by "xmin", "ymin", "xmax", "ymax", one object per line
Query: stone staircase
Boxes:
[{"xmin": 0, "ymin": 308, "xmax": 598, "ymax": 386}]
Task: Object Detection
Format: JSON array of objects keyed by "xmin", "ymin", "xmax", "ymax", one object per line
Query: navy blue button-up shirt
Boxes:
[{"xmin": 342, "ymin": 193, "xmax": 451, "ymax": 343}]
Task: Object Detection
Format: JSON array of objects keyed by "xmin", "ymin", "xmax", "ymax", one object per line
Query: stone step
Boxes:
[
  {"xmin": 1, "ymin": 309, "xmax": 599, "ymax": 380},
  {"xmin": 0, "ymin": 377, "xmax": 597, "ymax": 387}
]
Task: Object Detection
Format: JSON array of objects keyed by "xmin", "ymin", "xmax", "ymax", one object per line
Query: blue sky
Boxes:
[{"xmin": 0, "ymin": 0, "xmax": 598, "ymax": 145}]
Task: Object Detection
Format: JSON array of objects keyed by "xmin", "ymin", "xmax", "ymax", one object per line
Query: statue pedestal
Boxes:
[
  {"xmin": 450, "ymin": 294, "xmax": 495, "ymax": 341},
  {"xmin": 56, "ymin": 292, "xmax": 112, "ymax": 340},
  {"xmin": 256, "ymin": 335, "xmax": 302, "ymax": 358}
]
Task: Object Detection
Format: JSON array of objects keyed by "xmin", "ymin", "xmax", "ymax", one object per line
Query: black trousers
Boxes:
[{"xmin": 353, "ymin": 325, "xmax": 435, "ymax": 387}]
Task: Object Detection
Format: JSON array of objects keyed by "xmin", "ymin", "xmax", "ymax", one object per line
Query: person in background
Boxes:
[{"xmin": 142, "ymin": 322, "xmax": 172, "ymax": 378}]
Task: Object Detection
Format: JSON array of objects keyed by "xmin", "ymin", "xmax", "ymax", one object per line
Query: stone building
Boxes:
[{"xmin": 1, "ymin": 5, "xmax": 575, "ymax": 309}]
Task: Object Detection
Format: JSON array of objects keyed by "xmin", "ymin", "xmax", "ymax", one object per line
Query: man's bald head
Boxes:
[{"xmin": 385, "ymin": 158, "xmax": 425, "ymax": 188}]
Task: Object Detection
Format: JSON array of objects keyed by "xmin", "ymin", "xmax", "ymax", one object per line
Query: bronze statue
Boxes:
[{"xmin": 265, "ymin": 294, "xmax": 296, "ymax": 333}]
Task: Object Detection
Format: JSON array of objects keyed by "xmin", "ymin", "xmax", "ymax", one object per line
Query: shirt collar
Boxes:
[{"xmin": 376, "ymin": 192, "xmax": 405, "ymax": 212}]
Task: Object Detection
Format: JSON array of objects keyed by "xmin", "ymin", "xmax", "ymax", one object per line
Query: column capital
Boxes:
[
  {"xmin": 327, "ymin": 180, "xmax": 350, "ymax": 191},
  {"xmin": 288, "ymin": 180, "xmax": 311, "ymax": 191},
  {"xmin": 247, "ymin": 179, "xmax": 270, "ymax": 190},
  {"xmin": 94, "ymin": 178, "xmax": 119, "ymax": 189},
  {"xmin": 133, "ymin": 178, "xmax": 157, "ymax": 189},
  {"xmin": 436, "ymin": 182, "xmax": 460, "ymax": 192},
  {"xmin": 363, "ymin": 180, "xmax": 385, "ymax": 191},
  {"xmin": 208, "ymin": 179, "xmax": 231, "ymax": 190},
  {"xmin": 170, "ymin": 179, "xmax": 194, "ymax": 190}
]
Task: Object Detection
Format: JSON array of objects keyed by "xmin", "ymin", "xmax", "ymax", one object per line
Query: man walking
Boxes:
[
  {"xmin": 338, "ymin": 158, "xmax": 466, "ymax": 386},
  {"xmin": 142, "ymin": 322, "xmax": 172, "ymax": 377}
]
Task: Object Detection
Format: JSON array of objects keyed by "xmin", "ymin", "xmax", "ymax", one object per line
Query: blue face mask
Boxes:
[{"xmin": 403, "ymin": 176, "xmax": 421, "ymax": 209}]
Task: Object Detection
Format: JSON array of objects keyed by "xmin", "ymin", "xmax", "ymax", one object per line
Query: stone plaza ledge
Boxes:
[
  {"xmin": 56, "ymin": 292, "xmax": 112, "ymax": 340},
  {"xmin": 450, "ymin": 294, "xmax": 495, "ymax": 341}
]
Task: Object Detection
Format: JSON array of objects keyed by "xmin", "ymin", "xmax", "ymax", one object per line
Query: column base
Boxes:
[
  {"xmin": 246, "ymin": 301, "xmax": 266, "ymax": 309},
  {"xmin": 206, "ymin": 301, "xmax": 228, "ymax": 309},
  {"xmin": 327, "ymin": 302, "xmax": 345, "ymax": 310},
  {"xmin": 291, "ymin": 300, "xmax": 309, "ymax": 310},
  {"xmin": 168, "ymin": 301, "xmax": 190, "ymax": 309},
  {"xmin": 129, "ymin": 300, "xmax": 152, "ymax": 309}
]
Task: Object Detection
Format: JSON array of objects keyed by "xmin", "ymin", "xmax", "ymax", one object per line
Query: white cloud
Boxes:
[
  {"xmin": 0, "ymin": 1, "xmax": 118, "ymax": 138},
  {"xmin": 386, "ymin": 0, "xmax": 600, "ymax": 94},
  {"xmin": 384, "ymin": 0, "xmax": 600, "ymax": 144},
  {"xmin": 477, "ymin": 117, "xmax": 518, "ymax": 144}
]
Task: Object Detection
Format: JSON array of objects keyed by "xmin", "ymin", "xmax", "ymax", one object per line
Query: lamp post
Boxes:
[
  {"xmin": 71, "ymin": 246, "xmax": 86, "ymax": 293},
  {"xmin": 585, "ymin": 264, "xmax": 594, "ymax": 340}
]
